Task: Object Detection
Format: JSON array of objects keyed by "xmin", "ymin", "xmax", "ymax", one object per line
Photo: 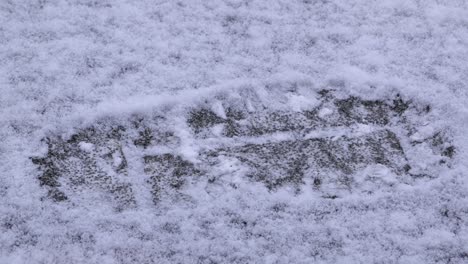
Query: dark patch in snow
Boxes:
[
  {"xmin": 208, "ymin": 129, "xmax": 406, "ymax": 190},
  {"xmin": 31, "ymin": 125, "xmax": 136, "ymax": 210},
  {"xmin": 187, "ymin": 108, "xmax": 225, "ymax": 133},
  {"xmin": 144, "ymin": 154, "xmax": 200, "ymax": 203},
  {"xmin": 30, "ymin": 91, "xmax": 453, "ymax": 208},
  {"xmin": 188, "ymin": 91, "xmax": 413, "ymax": 137}
]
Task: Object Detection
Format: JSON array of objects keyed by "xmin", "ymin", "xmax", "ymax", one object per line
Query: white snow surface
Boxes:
[{"xmin": 1, "ymin": 0, "xmax": 468, "ymax": 263}]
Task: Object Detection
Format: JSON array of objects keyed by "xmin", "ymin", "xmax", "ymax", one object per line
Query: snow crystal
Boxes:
[{"xmin": 78, "ymin": 142, "xmax": 94, "ymax": 152}]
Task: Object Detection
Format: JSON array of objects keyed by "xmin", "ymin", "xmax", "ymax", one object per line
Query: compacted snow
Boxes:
[{"xmin": 1, "ymin": 0, "xmax": 468, "ymax": 263}]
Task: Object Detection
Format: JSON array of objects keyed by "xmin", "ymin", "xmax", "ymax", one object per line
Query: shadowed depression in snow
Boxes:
[{"xmin": 1, "ymin": 0, "xmax": 468, "ymax": 263}]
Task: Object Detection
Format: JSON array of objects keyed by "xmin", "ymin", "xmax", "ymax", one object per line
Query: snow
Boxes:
[
  {"xmin": 1, "ymin": 0, "xmax": 468, "ymax": 263},
  {"xmin": 78, "ymin": 142, "xmax": 94, "ymax": 152}
]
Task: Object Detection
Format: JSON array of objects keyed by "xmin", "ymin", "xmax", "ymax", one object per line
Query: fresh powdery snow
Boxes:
[{"xmin": 1, "ymin": 0, "xmax": 468, "ymax": 263}]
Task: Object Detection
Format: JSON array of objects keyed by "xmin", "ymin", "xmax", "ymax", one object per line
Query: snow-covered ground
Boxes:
[{"xmin": 1, "ymin": 0, "xmax": 468, "ymax": 263}]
